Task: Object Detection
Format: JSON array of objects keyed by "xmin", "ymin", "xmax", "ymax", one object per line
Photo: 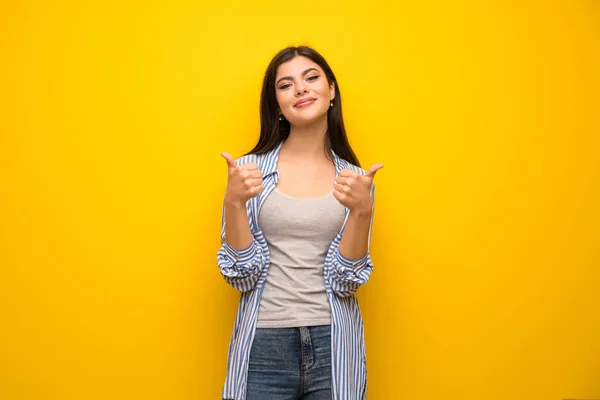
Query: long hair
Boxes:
[{"xmin": 245, "ymin": 46, "xmax": 361, "ymax": 167}]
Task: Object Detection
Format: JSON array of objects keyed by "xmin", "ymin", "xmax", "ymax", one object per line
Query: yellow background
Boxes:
[{"xmin": 1, "ymin": 0, "xmax": 599, "ymax": 399}]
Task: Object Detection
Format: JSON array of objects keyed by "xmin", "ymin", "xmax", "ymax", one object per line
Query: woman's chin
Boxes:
[{"xmin": 288, "ymin": 112, "xmax": 328, "ymax": 127}]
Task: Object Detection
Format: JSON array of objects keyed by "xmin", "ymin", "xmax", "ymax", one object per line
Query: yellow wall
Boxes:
[{"xmin": 1, "ymin": 0, "xmax": 599, "ymax": 399}]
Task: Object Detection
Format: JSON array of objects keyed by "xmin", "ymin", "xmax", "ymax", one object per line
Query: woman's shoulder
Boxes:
[
  {"xmin": 337, "ymin": 158, "xmax": 367, "ymax": 176},
  {"xmin": 233, "ymin": 153, "xmax": 261, "ymax": 167},
  {"xmin": 330, "ymin": 148, "xmax": 366, "ymax": 176},
  {"xmin": 235, "ymin": 147, "xmax": 280, "ymax": 168}
]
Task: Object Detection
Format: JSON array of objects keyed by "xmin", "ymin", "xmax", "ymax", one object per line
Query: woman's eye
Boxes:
[
  {"xmin": 307, "ymin": 75, "xmax": 319, "ymax": 81},
  {"xmin": 278, "ymin": 84, "xmax": 291, "ymax": 90}
]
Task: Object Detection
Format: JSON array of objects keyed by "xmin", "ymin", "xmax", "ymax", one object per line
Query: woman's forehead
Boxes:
[{"xmin": 276, "ymin": 56, "xmax": 321, "ymax": 78}]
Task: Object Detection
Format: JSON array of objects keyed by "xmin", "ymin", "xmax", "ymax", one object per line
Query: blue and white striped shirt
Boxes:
[{"xmin": 217, "ymin": 140, "xmax": 375, "ymax": 400}]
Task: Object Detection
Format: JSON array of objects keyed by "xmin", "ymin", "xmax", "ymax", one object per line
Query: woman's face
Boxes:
[{"xmin": 274, "ymin": 56, "xmax": 335, "ymax": 127}]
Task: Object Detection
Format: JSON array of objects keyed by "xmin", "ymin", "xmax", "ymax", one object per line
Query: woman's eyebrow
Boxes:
[{"xmin": 276, "ymin": 68, "xmax": 319, "ymax": 86}]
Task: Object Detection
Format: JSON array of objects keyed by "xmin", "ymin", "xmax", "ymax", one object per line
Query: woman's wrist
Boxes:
[
  {"xmin": 225, "ymin": 194, "xmax": 245, "ymax": 208},
  {"xmin": 349, "ymin": 203, "xmax": 372, "ymax": 218}
]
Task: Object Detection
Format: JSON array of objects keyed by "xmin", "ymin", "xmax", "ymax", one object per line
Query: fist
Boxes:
[
  {"xmin": 333, "ymin": 164, "xmax": 383, "ymax": 212},
  {"xmin": 221, "ymin": 152, "xmax": 264, "ymax": 205}
]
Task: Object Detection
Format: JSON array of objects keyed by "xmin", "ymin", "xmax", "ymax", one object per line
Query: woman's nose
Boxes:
[{"xmin": 296, "ymin": 85, "xmax": 308, "ymax": 96}]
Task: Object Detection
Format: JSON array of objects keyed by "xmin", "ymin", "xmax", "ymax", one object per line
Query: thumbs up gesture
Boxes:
[
  {"xmin": 221, "ymin": 152, "xmax": 264, "ymax": 206},
  {"xmin": 333, "ymin": 164, "xmax": 383, "ymax": 213}
]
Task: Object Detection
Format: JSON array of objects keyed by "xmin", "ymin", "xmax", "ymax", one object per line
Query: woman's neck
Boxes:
[{"xmin": 282, "ymin": 117, "xmax": 329, "ymax": 161}]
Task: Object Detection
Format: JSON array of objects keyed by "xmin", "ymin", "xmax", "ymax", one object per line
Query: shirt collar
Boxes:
[{"xmin": 261, "ymin": 140, "xmax": 350, "ymax": 179}]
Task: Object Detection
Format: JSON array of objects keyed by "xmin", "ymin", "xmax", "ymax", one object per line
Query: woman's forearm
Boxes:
[
  {"xmin": 224, "ymin": 198, "xmax": 253, "ymax": 251},
  {"xmin": 338, "ymin": 208, "xmax": 372, "ymax": 260}
]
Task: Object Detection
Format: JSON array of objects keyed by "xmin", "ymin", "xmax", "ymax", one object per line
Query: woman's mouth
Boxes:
[{"xmin": 294, "ymin": 98, "xmax": 316, "ymax": 108}]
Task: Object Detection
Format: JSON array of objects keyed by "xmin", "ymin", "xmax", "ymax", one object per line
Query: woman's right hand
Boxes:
[{"xmin": 221, "ymin": 152, "xmax": 263, "ymax": 206}]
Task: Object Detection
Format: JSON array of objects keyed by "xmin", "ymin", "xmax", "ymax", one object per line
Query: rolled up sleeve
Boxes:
[
  {"xmin": 217, "ymin": 238, "xmax": 266, "ymax": 292},
  {"xmin": 329, "ymin": 250, "xmax": 374, "ymax": 297}
]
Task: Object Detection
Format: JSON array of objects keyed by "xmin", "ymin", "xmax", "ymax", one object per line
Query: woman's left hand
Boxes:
[{"xmin": 333, "ymin": 164, "xmax": 383, "ymax": 213}]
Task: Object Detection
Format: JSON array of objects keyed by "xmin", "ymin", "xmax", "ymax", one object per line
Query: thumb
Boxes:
[
  {"xmin": 365, "ymin": 163, "xmax": 384, "ymax": 180},
  {"xmin": 220, "ymin": 152, "xmax": 237, "ymax": 171}
]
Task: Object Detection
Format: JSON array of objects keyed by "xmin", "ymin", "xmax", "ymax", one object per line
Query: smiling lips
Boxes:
[{"xmin": 294, "ymin": 98, "xmax": 317, "ymax": 108}]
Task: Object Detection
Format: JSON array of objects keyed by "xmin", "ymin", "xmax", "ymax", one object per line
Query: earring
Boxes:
[
  {"xmin": 330, "ymin": 101, "xmax": 333, "ymax": 107},
  {"xmin": 278, "ymin": 115, "xmax": 283, "ymax": 121}
]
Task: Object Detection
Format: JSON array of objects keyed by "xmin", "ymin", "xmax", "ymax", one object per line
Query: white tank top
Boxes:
[{"xmin": 256, "ymin": 187, "xmax": 345, "ymax": 328}]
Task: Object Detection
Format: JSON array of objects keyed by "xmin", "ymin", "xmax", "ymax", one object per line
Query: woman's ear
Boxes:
[{"xmin": 330, "ymin": 81, "xmax": 336, "ymax": 101}]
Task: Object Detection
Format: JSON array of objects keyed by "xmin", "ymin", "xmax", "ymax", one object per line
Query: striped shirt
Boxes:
[{"xmin": 217, "ymin": 140, "xmax": 376, "ymax": 400}]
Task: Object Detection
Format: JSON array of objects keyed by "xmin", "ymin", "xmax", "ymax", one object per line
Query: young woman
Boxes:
[{"xmin": 217, "ymin": 45, "xmax": 382, "ymax": 400}]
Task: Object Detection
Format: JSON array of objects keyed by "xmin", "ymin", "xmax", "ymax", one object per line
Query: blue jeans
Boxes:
[{"xmin": 246, "ymin": 325, "xmax": 332, "ymax": 400}]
